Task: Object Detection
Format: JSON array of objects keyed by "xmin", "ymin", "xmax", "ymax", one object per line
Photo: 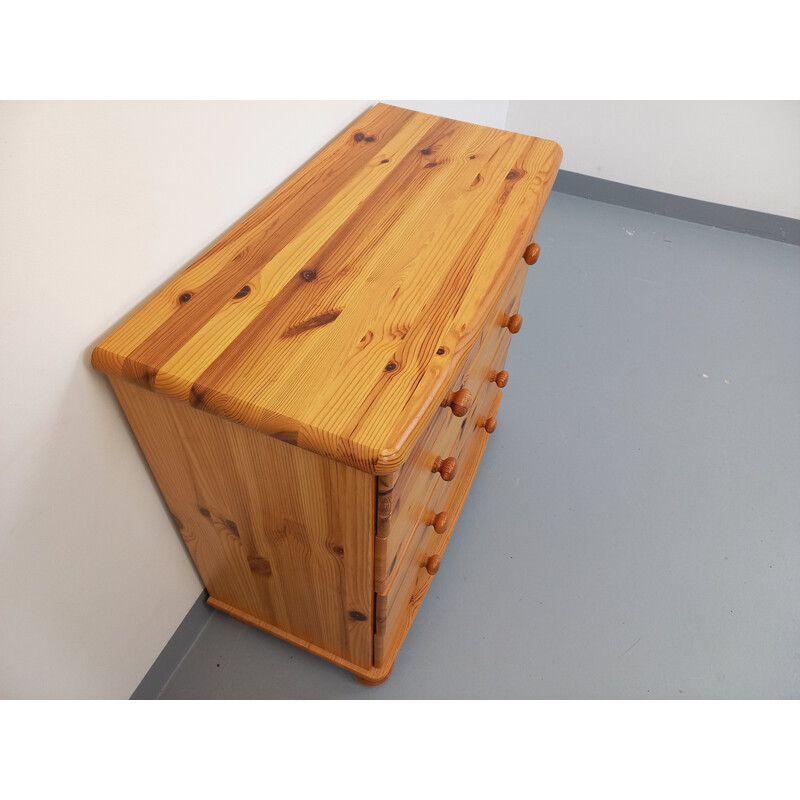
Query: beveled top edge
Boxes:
[{"xmin": 93, "ymin": 103, "xmax": 562, "ymax": 474}]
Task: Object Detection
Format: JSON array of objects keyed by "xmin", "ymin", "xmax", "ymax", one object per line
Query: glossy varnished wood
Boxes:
[
  {"xmin": 482, "ymin": 416, "xmax": 498, "ymax": 434},
  {"xmin": 92, "ymin": 103, "xmax": 562, "ymax": 474},
  {"xmin": 372, "ymin": 261, "xmax": 526, "ymax": 595},
  {"xmin": 354, "ymin": 665, "xmax": 394, "ymax": 686},
  {"xmin": 373, "ymin": 291, "xmax": 520, "ymax": 668},
  {"xmin": 432, "ymin": 455, "xmax": 458, "ymax": 481},
  {"xmin": 523, "ymin": 241, "xmax": 541, "ymax": 265},
  {"xmin": 208, "ymin": 596, "xmax": 394, "ymax": 684},
  {"xmin": 425, "ymin": 511, "xmax": 449, "ymax": 534},
  {"xmin": 491, "ymin": 370, "xmax": 509, "ymax": 388},
  {"xmin": 441, "ymin": 388, "xmax": 473, "ymax": 418},
  {"xmin": 372, "ymin": 334, "xmax": 480, "ymax": 594},
  {"xmin": 503, "ymin": 313, "xmax": 523, "ymax": 334},
  {"xmin": 425, "ymin": 555, "xmax": 442, "ymax": 575},
  {"xmin": 374, "ymin": 377, "xmax": 504, "ymax": 668},
  {"xmin": 109, "ymin": 376, "xmax": 375, "ymax": 669},
  {"xmin": 94, "ymin": 106, "xmax": 562, "ymax": 685}
]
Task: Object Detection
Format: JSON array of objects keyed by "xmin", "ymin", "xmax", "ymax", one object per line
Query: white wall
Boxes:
[
  {"xmin": 506, "ymin": 101, "xmax": 800, "ymax": 219},
  {"xmin": 0, "ymin": 100, "xmax": 507, "ymax": 699},
  {"xmin": 389, "ymin": 100, "xmax": 509, "ymax": 130}
]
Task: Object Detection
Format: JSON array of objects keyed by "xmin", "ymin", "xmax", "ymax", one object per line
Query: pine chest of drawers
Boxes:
[{"xmin": 92, "ymin": 103, "xmax": 562, "ymax": 684}]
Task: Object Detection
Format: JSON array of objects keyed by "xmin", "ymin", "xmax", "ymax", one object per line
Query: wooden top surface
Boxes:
[{"xmin": 93, "ymin": 103, "xmax": 562, "ymax": 474}]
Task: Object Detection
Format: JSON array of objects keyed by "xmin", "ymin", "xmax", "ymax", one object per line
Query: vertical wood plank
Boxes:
[{"xmin": 110, "ymin": 376, "xmax": 374, "ymax": 668}]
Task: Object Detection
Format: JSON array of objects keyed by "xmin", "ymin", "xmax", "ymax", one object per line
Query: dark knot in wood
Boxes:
[
  {"xmin": 281, "ymin": 309, "xmax": 342, "ymax": 338},
  {"xmin": 247, "ymin": 556, "xmax": 272, "ymax": 576}
]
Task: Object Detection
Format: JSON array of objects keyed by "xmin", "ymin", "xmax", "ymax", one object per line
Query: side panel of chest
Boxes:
[{"xmin": 109, "ymin": 376, "xmax": 375, "ymax": 669}]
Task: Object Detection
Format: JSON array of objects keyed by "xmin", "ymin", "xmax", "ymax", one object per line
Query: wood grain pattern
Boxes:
[
  {"xmin": 93, "ymin": 103, "xmax": 562, "ymax": 474},
  {"xmin": 373, "ymin": 413, "xmax": 450, "ymax": 592},
  {"xmin": 425, "ymin": 511, "xmax": 449, "ymax": 534},
  {"xmin": 94, "ymin": 105, "xmax": 561, "ymax": 683},
  {"xmin": 373, "ymin": 335, "xmax": 478, "ymax": 593},
  {"xmin": 432, "ymin": 455, "xmax": 458, "ymax": 481},
  {"xmin": 373, "ymin": 260, "xmax": 527, "ymax": 595},
  {"xmin": 207, "ymin": 597, "xmax": 394, "ymax": 684},
  {"xmin": 454, "ymin": 263, "xmax": 527, "ymax": 403},
  {"xmin": 491, "ymin": 370, "xmax": 509, "ymax": 388},
  {"xmin": 425, "ymin": 371, "xmax": 504, "ymax": 533},
  {"xmin": 374, "ymin": 375, "xmax": 505, "ymax": 667},
  {"xmin": 109, "ymin": 376, "xmax": 374, "ymax": 668},
  {"xmin": 373, "ymin": 287, "xmax": 521, "ymax": 668}
]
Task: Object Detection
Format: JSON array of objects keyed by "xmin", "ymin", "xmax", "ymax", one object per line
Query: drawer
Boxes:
[
  {"xmin": 425, "ymin": 368, "xmax": 503, "ymax": 524},
  {"xmin": 374, "ymin": 260, "xmax": 528, "ymax": 593},
  {"xmin": 374, "ymin": 373, "xmax": 504, "ymax": 667},
  {"xmin": 457, "ymin": 260, "xmax": 527, "ymax": 405},
  {"xmin": 429, "ymin": 258, "xmax": 526, "ymax": 475},
  {"xmin": 374, "ymin": 337, "xmax": 479, "ymax": 593}
]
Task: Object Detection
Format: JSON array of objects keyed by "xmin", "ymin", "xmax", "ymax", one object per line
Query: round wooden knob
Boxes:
[
  {"xmin": 482, "ymin": 416, "xmax": 497, "ymax": 434},
  {"xmin": 491, "ymin": 370, "xmax": 509, "ymax": 388},
  {"xmin": 503, "ymin": 314, "xmax": 523, "ymax": 334},
  {"xmin": 426, "ymin": 510, "xmax": 449, "ymax": 534},
  {"xmin": 432, "ymin": 455, "xmax": 458, "ymax": 482},
  {"xmin": 425, "ymin": 554, "xmax": 441, "ymax": 575},
  {"xmin": 523, "ymin": 242, "xmax": 541, "ymax": 265},
  {"xmin": 441, "ymin": 387, "xmax": 472, "ymax": 417}
]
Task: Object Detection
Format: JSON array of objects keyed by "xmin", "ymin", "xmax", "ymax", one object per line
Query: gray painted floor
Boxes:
[{"xmin": 159, "ymin": 193, "xmax": 800, "ymax": 699}]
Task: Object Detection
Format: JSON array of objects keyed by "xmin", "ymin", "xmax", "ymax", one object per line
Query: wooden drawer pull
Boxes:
[
  {"xmin": 425, "ymin": 554, "xmax": 442, "ymax": 576},
  {"xmin": 482, "ymin": 416, "xmax": 497, "ymax": 434},
  {"xmin": 441, "ymin": 387, "xmax": 472, "ymax": 417},
  {"xmin": 432, "ymin": 455, "xmax": 458, "ymax": 482},
  {"xmin": 502, "ymin": 313, "xmax": 523, "ymax": 334},
  {"xmin": 490, "ymin": 370, "xmax": 509, "ymax": 388},
  {"xmin": 425, "ymin": 510, "xmax": 449, "ymax": 534},
  {"xmin": 523, "ymin": 242, "xmax": 541, "ymax": 265}
]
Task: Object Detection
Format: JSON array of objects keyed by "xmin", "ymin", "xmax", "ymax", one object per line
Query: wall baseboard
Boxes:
[
  {"xmin": 553, "ymin": 170, "xmax": 800, "ymax": 246},
  {"xmin": 130, "ymin": 591, "xmax": 212, "ymax": 700}
]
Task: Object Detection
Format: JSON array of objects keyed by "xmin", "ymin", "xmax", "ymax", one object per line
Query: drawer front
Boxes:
[
  {"xmin": 458, "ymin": 260, "xmax": 527, "ymax": 404},
  {"xmin": 374, "ymin": 260, "xmax": 528, "ymax": 594},
  {"xmin": 429, "ymin": 258, "xmax": 526, "ymax": 473},
  {"xmin": 374, "ymin": 374, "xmax": 503, "ymax": 667},
  {"xmin": 374, "ymin": 337, "xmax": 478, "ymax": 593},
  {"xmin": 425, "ymin": 366, "xmax": 503, "ymax": 523}
]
